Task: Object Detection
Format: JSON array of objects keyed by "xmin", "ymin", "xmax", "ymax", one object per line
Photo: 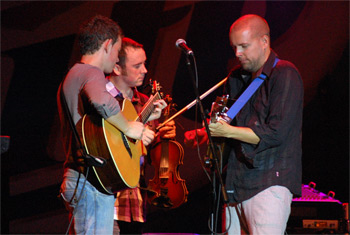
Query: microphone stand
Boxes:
[{"xmin": 183, "ymin": 53, "xmax": 228, "ymax": 234}]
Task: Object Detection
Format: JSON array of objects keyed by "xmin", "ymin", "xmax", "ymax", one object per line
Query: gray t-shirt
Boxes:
[
  {"xmin": 62, "ymin": 63, "xmax": 120, "ymax": 123},
  {"xmin": 58, "ymin": 63, "xmax": 120, "ymax": 170}
]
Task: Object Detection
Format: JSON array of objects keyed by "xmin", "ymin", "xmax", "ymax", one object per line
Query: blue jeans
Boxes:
[{"xmin": 60, "ymin": 168, "xmax": 115, "ymax": 234}]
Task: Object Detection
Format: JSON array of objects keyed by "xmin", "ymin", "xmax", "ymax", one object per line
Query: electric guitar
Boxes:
[{"xmin": 82, "ymin": 81, "xmax": 162, "ymax": 195}]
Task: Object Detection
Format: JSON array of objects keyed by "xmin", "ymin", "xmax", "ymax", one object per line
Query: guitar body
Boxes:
[{"xmin": 82, "ymin": 99, "xmax": 147, "ymax": 195}]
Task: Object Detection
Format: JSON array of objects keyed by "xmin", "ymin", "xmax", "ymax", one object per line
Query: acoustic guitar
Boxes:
[
  {"xmin": 205, "ymin": 95, "xmax": 231, "ymax": 167},
  {"xmin": 82, "ymin": 83, "xmax": 162, "ymax": 195}
]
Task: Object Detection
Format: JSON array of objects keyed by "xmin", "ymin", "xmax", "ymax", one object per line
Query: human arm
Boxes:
[
  {"xmin": 82, "ymin": 67, "xmax": 150, "ymax": 141},
  {"xmin": 106, "ymin": 112, "xmax": 155, "ymax": 146},
  {"xmin": 209, "ymin": 121, "xmax": 260, "ymax": 144},
  {"xmin": 184, "ymin": 121, "xmax": 259, "ymax": 148},
  {"xmin": 245, "ymin": 64, "xmax": 304, "ymax": 154},
  {"xmin": 105, "ymin": 112, "xmax": 144, "ymax": 140}
]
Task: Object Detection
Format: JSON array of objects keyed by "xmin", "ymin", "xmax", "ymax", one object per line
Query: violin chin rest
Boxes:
[{"xmin": 151, "ymin": 195, "xmax": 173, "ymax": 208}]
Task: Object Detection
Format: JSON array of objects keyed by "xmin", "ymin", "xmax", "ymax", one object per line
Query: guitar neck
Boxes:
[{"xmin": 137, "ymin": 92, "xmax": 162, "ymax": 124}]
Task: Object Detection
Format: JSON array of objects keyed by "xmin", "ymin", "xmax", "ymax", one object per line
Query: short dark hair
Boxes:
[
  {"xmin": 78, "ymin": 15, "xmax": 123, "ymax": 55},
  {"xmin": 117, "ymin": 37, "xmax": 144, "ymax": 68}
]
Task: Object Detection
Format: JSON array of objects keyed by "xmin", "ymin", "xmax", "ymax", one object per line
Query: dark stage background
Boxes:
[{"xmin": 1, "ymin": 1, "xmax": 349, "ymax": 234}]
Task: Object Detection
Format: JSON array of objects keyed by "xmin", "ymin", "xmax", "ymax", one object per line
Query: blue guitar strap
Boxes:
[{"xmin": 225, "ymin": 57, "xmax": 280, "ymax": 121}]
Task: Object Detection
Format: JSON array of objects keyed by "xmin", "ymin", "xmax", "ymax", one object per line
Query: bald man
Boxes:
[{"xmin": 185, "ymin": 14, "xmax": 304, "ymax": 234}]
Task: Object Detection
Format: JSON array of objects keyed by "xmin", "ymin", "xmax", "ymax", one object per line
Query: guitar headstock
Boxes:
[
  {"xmin": 148, "ymin": 79, "xmax": 177, "ymax": 121},
  {"xmin": 150, "ymin": 79, "xmax": 163, "ymax": 97}
]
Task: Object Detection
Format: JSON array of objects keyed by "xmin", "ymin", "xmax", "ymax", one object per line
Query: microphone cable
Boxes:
[
  {"xmin": 64, "ymin": 167, "xmax": 90, "ymax": 235},
  {"xmin": 187, "ymin": 45, "xmax": 232, "ymax": 235}
]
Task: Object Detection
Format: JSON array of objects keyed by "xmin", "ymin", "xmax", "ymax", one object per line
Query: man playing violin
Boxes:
[{"xmin": 107, "ymin": 37, "xmax": 176, "ymax": 234}]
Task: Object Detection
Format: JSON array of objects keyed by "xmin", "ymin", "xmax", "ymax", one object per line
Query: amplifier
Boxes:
[{"xmin": 287, "ymin": 182, "xmax": 347, "ymax": 234}]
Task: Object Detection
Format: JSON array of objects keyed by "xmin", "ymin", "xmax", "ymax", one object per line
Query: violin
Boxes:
[{"xmin": 148, "ymin": 94, "xmax": 188, "ymax": 208}]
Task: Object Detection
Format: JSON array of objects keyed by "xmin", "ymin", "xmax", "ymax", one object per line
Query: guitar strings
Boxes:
[{"xmin": 138, "ymin": 93, "xmax": 162, "ymax": 123}]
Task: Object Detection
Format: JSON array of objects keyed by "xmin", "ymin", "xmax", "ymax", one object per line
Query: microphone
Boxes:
[{"xmin": 175, "ymin": 39, "xmax": 193, "ymax": 55}]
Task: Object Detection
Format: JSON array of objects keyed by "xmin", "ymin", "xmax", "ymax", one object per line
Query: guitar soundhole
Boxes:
[{"xmin": 121, "ymin": 132, "xmax": 132, "ymax": 158}]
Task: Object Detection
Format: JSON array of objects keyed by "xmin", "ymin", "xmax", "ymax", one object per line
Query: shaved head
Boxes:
[{"xmin": 230, "ymin": 14, "xmax": 270, "ymax": 40}]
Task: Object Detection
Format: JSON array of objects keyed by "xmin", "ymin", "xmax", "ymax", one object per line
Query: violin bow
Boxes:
[{"xmin": 156, "ymin": 76, "xmax": 228, "ymax": 130}]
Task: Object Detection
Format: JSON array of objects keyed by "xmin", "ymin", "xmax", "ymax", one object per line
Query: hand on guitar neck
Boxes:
[
  {"xmin": 184, "ymin": 96, "xmax": 230, "ymax": 148},
  {"xmin": 147, "ymin": 98, "xmax": 168, "ymax": 122},
  {"xmin": 208, "ymin": 96, "xmax": 260, "ymax": 144},
  {"xmin": 207, "ymin": 95, "xmax": 231, "ymax": 139}
]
